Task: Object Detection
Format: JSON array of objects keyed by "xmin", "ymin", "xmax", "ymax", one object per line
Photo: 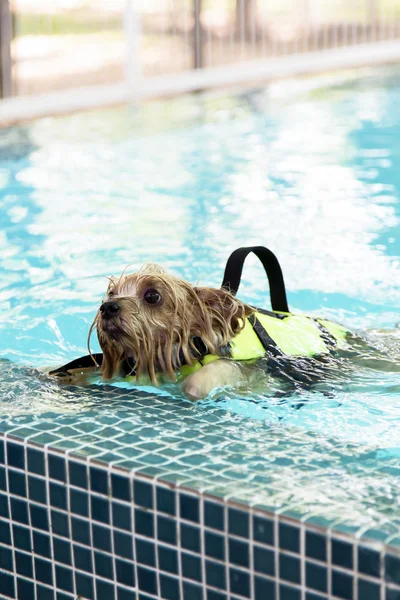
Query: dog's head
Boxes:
[{"xmin": 90, "ymin": 264, "xmax": 253, "ymax": 384}]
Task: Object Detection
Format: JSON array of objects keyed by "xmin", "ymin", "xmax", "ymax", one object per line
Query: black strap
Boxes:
[
  {"xmin": 221, "ymin": 246, "xmax": 289, "ymax": 313},
  {"xmin": 49, "ymin": 353, "xmax": 103, "ymax": 376},
  {"xmin": 253, "ymin": 306, "xmax": 287, "ymax": 320},
  {"xmin": 248, "ymin": 314, "xmax": 283, "ymax": 357},
  {"xmin": 311, "ymin": 319, "xmax": 337, "ymax": 353}
]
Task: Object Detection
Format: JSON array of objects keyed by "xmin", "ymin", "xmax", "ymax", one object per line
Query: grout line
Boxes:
[{"xmin": 4, "ymin": 441, "xmax": 18, "ymax": 600}]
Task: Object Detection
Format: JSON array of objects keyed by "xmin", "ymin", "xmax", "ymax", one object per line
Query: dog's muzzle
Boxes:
[{"xmin": 100, "ymin": 301, "xmax": 120, "ymax": 320}]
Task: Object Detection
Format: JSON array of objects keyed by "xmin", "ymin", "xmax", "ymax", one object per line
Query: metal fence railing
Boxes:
[{"xmin": 1, "ymin": 0, "xmax": 400, "ymax": 121}]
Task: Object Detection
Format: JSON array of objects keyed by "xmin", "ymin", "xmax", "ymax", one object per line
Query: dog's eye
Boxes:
[{"xmin": 144, "ymin": 288, "xmax": 162, "ymax": 305}]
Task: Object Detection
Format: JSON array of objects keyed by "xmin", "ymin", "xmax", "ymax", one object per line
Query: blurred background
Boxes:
[{"xmin": 1, "ymin": 0, "xmax": 400, "ymax": 106}]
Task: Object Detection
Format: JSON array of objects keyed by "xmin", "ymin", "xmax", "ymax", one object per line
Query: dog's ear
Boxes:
[{"xmin": 193, "ymin": 287, "xmax": 253, "ymax": 345}]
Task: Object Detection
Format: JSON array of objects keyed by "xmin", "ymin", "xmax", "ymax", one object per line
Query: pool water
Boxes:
[{"xmin": 2, "ymin": 66, "xmax": 400, "ymax": 536}]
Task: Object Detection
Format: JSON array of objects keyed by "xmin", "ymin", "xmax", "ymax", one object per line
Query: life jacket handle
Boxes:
[{"xmin": 221, "ymin": 246, "xmax": 290, "ymax": 313}]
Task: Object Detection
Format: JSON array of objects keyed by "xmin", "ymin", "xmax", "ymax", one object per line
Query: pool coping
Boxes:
[{"xmin": 1, "ymin": 430, "xmax": 400, "ymax": 599}]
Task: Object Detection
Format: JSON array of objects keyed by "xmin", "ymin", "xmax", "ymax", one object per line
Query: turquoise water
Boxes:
[{"xmin": 2, "ymin": 67, "xmax": 400, "ymax": 532}]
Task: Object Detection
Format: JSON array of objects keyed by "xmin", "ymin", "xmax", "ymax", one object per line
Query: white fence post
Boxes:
[
  {"xmin": 0, "ymin": 0, "xmax": 13, "ymax": 98},
  {"xmin": 124, "ymin": 0, "xmax": 141, "ymax": 101}
]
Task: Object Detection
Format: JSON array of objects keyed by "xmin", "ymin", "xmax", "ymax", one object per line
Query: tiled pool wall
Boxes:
[{"xmin": 0, "ymin": 433, "xmax": 400, "ymax": 600}]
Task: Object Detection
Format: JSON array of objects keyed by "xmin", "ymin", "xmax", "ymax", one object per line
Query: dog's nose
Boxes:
[{"xmin": 100, "ymin": 301, "xmax": 120, "ymax": 319}]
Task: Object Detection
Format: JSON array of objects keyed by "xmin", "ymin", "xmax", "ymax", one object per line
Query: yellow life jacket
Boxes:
[{"xmin": 177, "ymin": 309, "xmax": 349, "ymax": 380}]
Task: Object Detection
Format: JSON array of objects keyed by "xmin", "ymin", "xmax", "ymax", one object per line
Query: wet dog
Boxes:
[{"xmin": 89, "ymin": 264, "xmax": 256, "ymax": 401}]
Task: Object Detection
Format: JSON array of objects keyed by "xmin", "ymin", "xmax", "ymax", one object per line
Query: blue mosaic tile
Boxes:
[
  {"xmin": 118, "ymin": 588, "xmax": 137, "ymax": 600},
  {"xmin": 207, "ymin": 592, "xmax": 226, "ymax": 600},
  {"xmin": 7, "ymin": 442, "xmax": 25, "ymax": 470},
  {"xmin": 33, "ymin": 530, "xmax": 51, "ymax": 558},
  {"xmin": 0, "ymin": 520, "xmax": 11, "ymax": 545},
  {"xmin": 11, "ymin": 497, "xmax": 28, "ymax": 524},
  {"xmin": 205, "ymin": 531, "xmax": 225, "ymax": 561},
  {"xmin": 28, "ymin": 475, "xmax": 47, "ymax": 504},
  {"xmin": 253, "ymin": 515, "xmax": 274, "ymax": 546},
  {"xmin": 8, "ymin": 470, "xmax": 26, "ymax": 497},
  {"xmin": 136, "ymin": 539, "xmax": 156, "ymax": 568},
  {"xmin": 35, "ymin": 557, "xmax": 53, "ymax": 585},
  {"xmin": 156, "ymin": 487, "xmax": 176, "ymax": 515},
  {"xmin": 90, "ymin": 466, "xmax": 108, "ymax": 495},
  {"xmin": 27, "ymin": 448, "xmax": 45, "ymax": 475},
  {"xmin": 94, "ymin": 550, "xmax": 114, "ymax": 580},
  {"xmin": 114, "ymin": 530, "xmax": 134, "ymax": 560},
  {"xmin": 0, "ymin": 492, "xmax": 9, "ymax": 518},
  {"xmin": 116, "ymin": 557, "xmax": 135, "ymax": 586},
  {"xmin": 279, "ymin": 522, "xmax": 300, "ymax": 553},
  {"xmin": 254, "ymin": 545, "xmax": 274, "ymax": 576},
  {"xmin": 228, "ymin": 507, "xmax": 249, "ymax": 538},
  {"xmin": 157, "ymin": 515, "xmax": 177, "ymax": 545},
  {"xmin": 70, "ymin": 488, "xmax": 88, "ymax": 517},
  {"xmin": 50, "ymin": 482, "xmax": 67, "ymax": 510},
  {"xmin": 91, "ymin": 495, "xmax": 110, "ymax": 524},
  {"xmin": 204, "ymin": 501, "xmax": 224, "ymax": 531},
  {"xmin": 51, "ymin": 510, "xmax": 70, "ymax": 538},
  {"xmin": 306, "ymin": 594, "xmax": 327, "ymax": 600},
  {"xmin": 17, "ymin": 578, "xmax": 34, "ymax": 600},
  {"xmin": 53, "ymin": 538, "xmax": 72, "ymax": 566},
  {"xmin": 92, "ymin": 524, "xmax": 111, "ymax": 553},
  {"xmin": 331, "ymin": 569, "xmax": 353, "ymax": 600},
  {"xmin": 332, "ymin": 539, "xmax": 353, "ymax": 569},
  {"xmin": 135, "ymin": 508, "xmax": 154, "ymax": 538},
  {"xmin": 359, "ymin": 546, "xmax": 381, "ymax": 578},
  {"xmin": 181, "ymin": 523, "xmax": 200, "ymax": 553},
  {"xmin": 112, "ymin": 501, "xmax": 132, "ymax": 531},
  {"xmin": 182, "ymin": 551, "xmax": 202, "ymax": 582},
  {"xmin": 0, "ymin": 467, "xmax": 6, "ymax": 490},
  {"xmin": 76, "ymin": 572, "xmax": 95, "ymax": 599},
  {"xmin": 13, "ymin": 524, "xmax": 31, "ymax": 552},
  {"xmin": 180, "ymin": 493, "xmax": 200, "ymax": 523},
  {"xmin": 49, "ymin": 455, "xmax": 66, "ymax": 483},
  {"xmin": 386, "ymin": 554, "xmax": 400, "ymax": 585},
  {"xmin": 229, "ymin": 538, "xmax": 249, "ymax": 568},
  {"xmin": 134, "ymin": 480, "xmax": 153, "ymax": 509},
  {"xmin": 138, "ymin": 566, "xmax": 158, "ymax": 595},
  {"xmin": 306, "ymin": 561, "xmax": 327, "ymax": 593},
  {"xmin": 0, "ymin": 438, "xmax": 4, "ymax": 463},
  {"xmin": 36, "ymin": 584, "xmax": 55, "ymax": 600},
  {"xmin": 387, "ymin": 589, "xmax": 400, "ymax": 600},
  {"xmin": 255, "ymin": 575, "xmax": 275, "ymax": 600},
  {"xmin": 280, "ymin": 552, "xmax": 301, "ymax": 584},
  {"xmin": 358, "ymin": 578, "xmax": 380, "ymax": 600},
  {"xmin": 160, "ymin": 573, "xmax": 180, "ymax": 600},
  {"xmin": 56, "ymin": 565, "xmax": 74, "ymax": 593},
  {"xmin": 74, "ymin": 544, "xmax": 93, "ymax": 573},
  {"xmin": 30, "ymin": 504, "xmax": 49, "ymax": 531},
  {"xmin": 112, "ymin": 473, "xmax": 131, "ymax": 501},
  {"xmin": 56, "ymin": 593, "xmax": 73, "ymax": 600},
  {"xmin": 159, "ymin": 546, "xmax": 178, "ymax": 574},
  {"xmin": 68, "ymin": 461, "xmax": 87, "ymax": 489},
  {"xmin": 230, "ymin": 567, "xmax": 250, "ymax": 597},
  {"xmin": 96, "ymin": 579, "xmax": 115, "ymax": 600},
  {"xmin": 0, "ymin": 546, "xmax": 14, "ymax": 571},
  {"xmin": 0, "ymin": 570, "xmax": 15, "ymax": 598},
  {"xmin": 183, "ymin": 580, "xmax": 203, "ymax": 600},
  {"xmin": 280, "ymin": 583, "xmax": 301, "ymax": 600},
  {"xmin": 206, "ymin": 559, "xmax": 226, "ymax": 590},
  {"xmin": 306, "ymin": 531, "xmax": 327, "ymax": 562},
  {"xmin": 71, "ymin": 516, "xmax": 90, "ymax": 545}
]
